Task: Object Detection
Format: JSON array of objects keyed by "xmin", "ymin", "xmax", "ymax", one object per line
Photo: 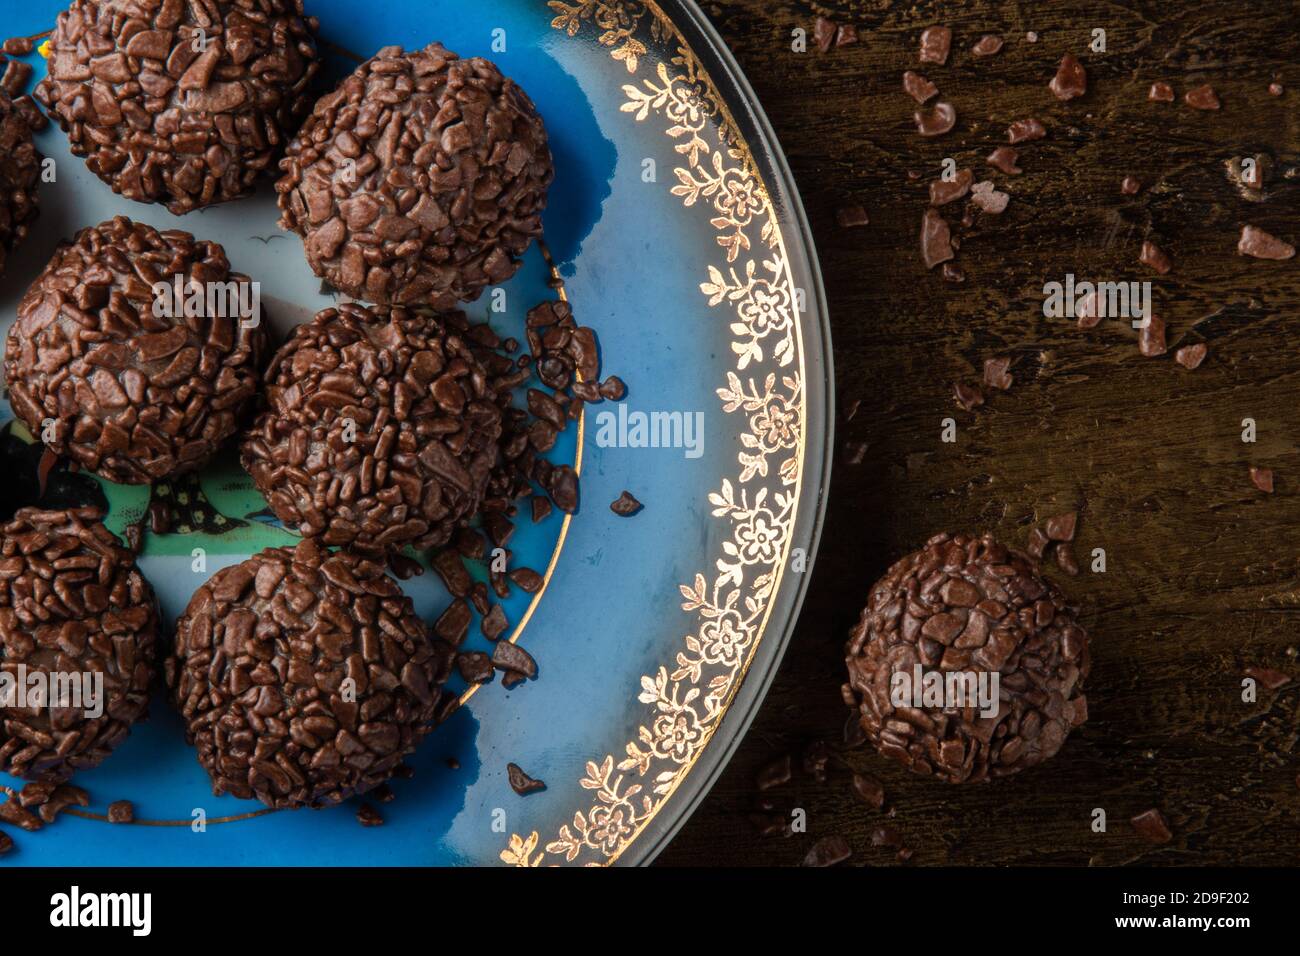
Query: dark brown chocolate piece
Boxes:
[
  {"xmin": 1139, "ymin": 240, "xmax": 1172, "ymax": 274},
  {"xmin": 1148, "ymin": 81, "xmax": 1175, "ymax": 102},
  {"xmin": 930, "ymin": 169, "xmax": 973, "ymax": 206},
  {"xmin": 507, "ymin": 763, "xmax": 546, "ymax": 795},
  {"xmin": 1007, "ymin": 118, "xmax": 1046, "ymax": 144},
  {"xmin": 458, "ymin": 651, "xmax": 494, "ymax": 684},
  {"xmin": 1184, "ymin": 84, "xmax": 1221, "ymax": 110},
  {"xmin": 813, "ymin": 17, "xmax": 836, "ymax": 54},
  {"xmin": 1121, "ymin": 176, "xmax": 1142, "ymax": 195},
  {"xmin": 986, "ymin": 146, "xmax": 1022, "ymax": 175},
  {"xmin": 1249, "ymin": 466, "xmax": 1274, "ymax": 494},
  {"xmin": 1244, "ymin": 665, "xmax": 1289, "ymax": 689},
  {"xmin": 167, "ymin": 539, "xmax": 453, "ymax": 809},
  {"xmin": 953, "ymin": 382, "xmax": 984, "ymax": 410},
  {"xmin": 0, "ymin": 89, "xmax": 39, "ymax": 278},
  {"xmin": 610, "ymin": 491, "xmax": 643, "ymax": 516},
  {"xmin": 921, "ymin": 209, "xmax": 955, "ymax": 269},
  {"xmin": 1044, "ymin": 512, "xmax": 1077, "ymax": 542},
  {"xmin": 1138, "ymin": 314, "xmax": 1167, "ymax": 357},
  {"xmin": 802, "ymin": 835, "xmax": 851, "ymax": 867},
  {"xmin": 915, "ymin": 102, "xmax": 957, "ymax": 137},
  {"xmin": 1174, "ymin": 344, "xmax": 1207, "ymax": 370},
  {"xmin": 756, "ymin": 754, "xmax": 792, "ymax": 791},
  {"xmin": 836, "ymin": 205, "xmax": 870, "ymax": 227},
  {"xmin": 836, "ymin": 25, "xmax": 859, "ymax": 48},
  {"xmin": 492, "ymin": 640, "xmax": 537, "ymax": 679},
  {"xmin": 107, "ymin": 801, "xmax": 135, "ymax": 824},
  {"xmin": 852, "ymin": 773, "xmax": 885, "ymax": 808},
  {"xmin": 902, "ymin": 71, "xmax": 938, "ymax": 104},
  {"xmin": 971, "ymin": 35, "xmax": 1003, "ymax": 57},
  {"xmin": 1049, "ymin": 54, "xmax": 1087, "ymax": 101},
  {"xmin": 356, "ymin": 804, "xmax": 384, "ymax": 827},
  {"xmin": 918, "ymin": 26, "xmax": 951, "ymax": 65},
  {"xmin": 1131, "ymin": 808, "xmax": 1172, "ymax": 844},
  {"xmin": 983, "ymin": 357, "xmax": 1013, "ymax": 391},
  {"xmin": 1237, "ymin": 225, "xmax": 1295, "ymax": 260}
]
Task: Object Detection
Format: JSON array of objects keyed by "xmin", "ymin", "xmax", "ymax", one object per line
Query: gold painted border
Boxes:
[{"xmin": 502, "ymin": 0, "xmax": 808, "ymax": 867}]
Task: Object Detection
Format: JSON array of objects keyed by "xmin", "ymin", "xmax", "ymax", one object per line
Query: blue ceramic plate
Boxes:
[{"xmin": 0, "ymin": 0, "xmax": 830, "ymax": 866}]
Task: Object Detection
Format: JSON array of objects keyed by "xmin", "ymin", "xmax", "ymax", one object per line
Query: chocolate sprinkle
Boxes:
[
  {"xmin": 1049, "ymin": 54, "xmax": 1087, "ymax": 101},
  {"xmin": 1175, "ymin": 344, "xmax": 1207, "ymax": 370},
  {"xmin": 1249, "ymin": 466, "xmax": 1274, "ymax": 494},
  {"xmin": 107, "ymin": 800, "xmax": 134, "ymax": 824},
  {"xmin": 610, "ymin": 491, "xmax": 643, "ymax": 516},
  {"xmin": 1237, "ymin": 225, "xmax": 1295, "ymax": 260},
  {"xmin": 1007, "ymin": 118, "xmax": 1046, "ymax": 144},
  {"xmin": 836, "ymin": 204, "xmax": 870, "ymax": 227},
  {"xmin": 1184, "ymin": 84, "xmax": 1221, "ymax": 110},
  {"xmin": 802, "ymin": 835, "xmax": 851, "ymax": 867},
  {"xmin": 1139, "ymin": 240, "xmax": 1172, "ymax": 274},
  {"xmin": 902, "ymin": 71, "xmax": 938, "ymax": 104},
  {"xmin": 507, "ymin": 762, "xmax": 545, "ymax": 795},
  {"xmin": 1131, "ymin": 808, "xmax": 1172, "ymax": 844},
  {"xmin": 921, "ymin": 209, "xmax": 955, "ymax": 269},
  {"xmin": 918, "ymin": 26, "xmax": 951, "ymax": 65},
  {"xmin": 971, "ymin": 35, "xmax": 1004, "ymax": 57},
  {"xmin": 986, "ymin": 146, "xmax": 1022, "ymax": 175},
  {"xmin": 1148, "ymin": 81, "xmax": 1175, "ymax": 102},
  {"xmin": 983, "ymin": 357, "xmax": 1013, "ymax": 391},
  {"xmin": 356, "ymin": 803, "xmax": 384, "ymax": 827},
  {"xmin": 915, "ymin": 101, "xmax": 957, "ymax": 137}
]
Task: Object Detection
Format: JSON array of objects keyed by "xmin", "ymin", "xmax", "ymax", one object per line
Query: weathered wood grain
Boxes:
[{"xmin": 659, "ymin": 0, "xmax": 1300, "ymax": 866}]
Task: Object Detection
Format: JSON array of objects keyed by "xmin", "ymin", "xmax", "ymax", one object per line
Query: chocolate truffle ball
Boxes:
[
  {"xmin": 35, "ymin": 0, "xmax": 320, "ymax": 214},
  {"xmin": 844, "ymin": 532, "xmax": 1090, "ymax": 783},
  {"xmin": 166, "ymin": 539, "xmax": 454, "ymax": 808},
  {"xmin": 0, "ymin": 507, "xmax": 158, "ymax": 782},
  {"xmin": 0, "ymin": 90, "xmax": 41, "ymax": 278},
  {"xmin": 276, "ymin": 43, "xmax": 553, "ymax": 307},
  {"xmin": 241, "ymin": 302, "xmax": 504, "ymax": 554},
  {"xmin": 4, "ymin": 216, "xmax": 269, "ymax": 484}
]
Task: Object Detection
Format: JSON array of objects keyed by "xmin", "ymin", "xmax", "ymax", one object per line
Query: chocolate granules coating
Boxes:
[
  {"xmin": 4, "ymin": 217, "xmax": 269, "ymax": 484},
  {"xmin": 0, "ymin": 90, "xmax": 40, "ymax": 277},
  {"xmin": 35, "ymin": 0, "xmax": 320, "ymax": 215},
  {"xmin": 0, "ymin": 507, "xmax": 158, "ymax": 782},
  {"xmin": 166, "ymin": 539, "xmax": 454, "ymax": 809},
  {"xmin": 240, "ymin": 302, "xmax": 503, "ymax": 555},
  {"xmin": 844, "ymin": 532, "xmax": 1091, "ymax": 784},
  {"xmin": 276, "ymin": 43, "xmax": 553, "ymax": 308}
]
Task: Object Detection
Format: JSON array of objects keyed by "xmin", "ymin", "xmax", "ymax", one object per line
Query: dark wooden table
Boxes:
[{"xmin": 658, "ymin": 0, "xmax": 1300, "ymax": 866}]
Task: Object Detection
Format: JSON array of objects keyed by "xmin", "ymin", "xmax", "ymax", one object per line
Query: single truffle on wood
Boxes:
[
  {"xmin": 0, "ymin": 90, "xmax": 41, "ymax": 277},
  {"xmin": 844, "ymin": 532, "xmax": 1090, "ymax": 783},
  {"xmin": 166, "ymin": 539, "xmax": 455, "ymax": 809},
  {"xmin": 276, "ymin": 42, "xmax": 553, "ymax": 308},
  {"xmin": 4, "ymin": 217, "xmax": 269, "ymax": 484},
  {"xmin": 240, "ymin": 302, "xmax": 504, "ymax": 554},
  {"xmin": 34, "ymin": 0, "xmax": 320, "ymax": 214},
  {"xmin": 0, "ymin": 507, "xmax": 158, "ymax": 782}
]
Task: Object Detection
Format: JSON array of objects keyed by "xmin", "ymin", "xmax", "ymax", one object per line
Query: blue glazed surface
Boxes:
[{"xmin": 0, "ymin": 0, "xmax": 829, "ymax": 865}]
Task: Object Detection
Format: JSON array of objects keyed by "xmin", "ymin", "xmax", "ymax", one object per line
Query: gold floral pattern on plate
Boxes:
[{"xmin": 500, "ymin": 0, "xmax": 807, "ymax": 867}]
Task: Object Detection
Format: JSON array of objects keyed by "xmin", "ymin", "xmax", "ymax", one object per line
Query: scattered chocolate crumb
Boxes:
[
  {"xmin": 457, "ymin": 652, "xmax": 494, "ymax": 684},
  {"xmin": 356, "ymin": 803, "xmax": 383, "ymax": 827},
  {"xmin": 941, "ymin": 262, "xmax": 966, "ymax": 283},
  {"xmin": 1055, "ymin": 542, "xmax": 1080, "ymax": 576},
  {"xmin": 953, "ymin": 382, "xmax": 984, "ymax": 411},
  {"xmin": 1148, "ymin": 81, "xmax": 1175, "ymax": 102},
  {"xmin": 481, "ymin": 604, "xmax": 509, "ymax": 640},
  {"xmin": 36, "ymin": 785, "xmax": 89, "ymax": 824},
  {"xmin": 1139, "ymin": 240, "xmax": 1172, "ymax": 274},
  {"xmin": 1121, "ymin": 176, "xmax": 1142, "ymax": 195},
  {"xmin": 902, "ymin": 70, "xmax": 939, "ymax": 104},
  {"xmin": 1, "ymin": 59, "xmax": 32, "ymax": 98},
  {"xmin": 1185, "ymin": 84, "xmax": 1221, "ymax": 110},
  {"xmin": 921, "ymin": 209, "xmax": 955, "ymax": 269},
  {"xmin": 987, "ymin": 146, "xmax": 1022, "ymax": 175},
  {"xmin": 915, "ymin": 101, "xmax": 957, "ymax": 137},
  {"xmin": 1007, "ymin": 118, "xmax": 1046, "ymax": 143},
  {"xmin": 1138, "ymin": 314, "xmax": 1167, "ymax": 357},
  {"xmin": 3, "ymin": 37, "xmax": 34, "ymax": 55},
  {"xmin": 896, "ymin": 847, "xmax": 915, "ymax": 864},
  {"xmin": 599, "ymin": 376, "xmax": 627, "ymax": 400},
  {"xmin": 1268, "ymin": 82, "xmax": 1284, "ymax": 96},
  {"xmin": 871, "ymin": 826, "xmax": 904, "ymax": 848},
  {"xmin": 435, "ymin": 599, "xmax": 472, "ymax": 647},
  {"xmin": 983, "ymin": 357, "xmax": 1013, "ymax": 391},
  {"xmin": 508, "ymin": 567, "xmax": 544, "ymax": 593},
  {"xmin": 507, "ymin": 763, "xmax": 546, "ymax": 795},
  {"xmin": 852, "ymin": 773, "xmax": 885, "ymax": 809},
  {"xmin": 802, "ymin": 835, "xmax": 852, "ymax": 867},
  {"xmin": 1076, "ymin": 291, "xmax": 1102, "ymax": 329},
  {"xmin": 373, "ymin": 784, "xmax": 396, "ymax": 804},
  {"xmin": 1249, "ymin": 466, "xmax": 1274, "ymax": 494},
  {"xmin": 1049, "ymin": 54, "xmax": 1087, "ymax": 101},
  {"xmin": 501, "ymin": 670, "xmax": 527, "ymax": 689},
  {"xmin": 492, "ymin": 640, "xmax": 537, "ymax": 679},
  {"xmin": 802, "ymin": 741, "xmax": 831, "ymax": 783},
  {"xmin": 971, "ymin": 35, "xmax": 1003, "ymax": 57},
  {"xmin": 970, "ymin": 180, "xmax": 1009, "ymax": 214},
  {"xmin": 1130, "ymin": 808, "xmax": 1172, "ymax": 844},
  {"xmin": 107, "ymin": 801, "xmax": 134, "ymax": 824},
  {"xmin": 1175, "ymin": 344, "xmax": 1207, "ymax": 370},
  {"xmin": 610, "ymin": 491, "xmax": 643, "ymax": 516},
  {"xmin": 1244, "ymin": 665, "xmax": 1290, "ymax": 690},
  {"xmin": 531, "ymin": 496, "xmax": 553, "ymax": 523},
  {"xmin": 0, "ymin": 797, "xmax": 40, "ymax": 832},
  {"xmin": 1237, "ymin": 225, "xmax": 1295, "ymax": 260},
  {"xmin": 1027, "ymin": 526, "xmax": 1051, "ymax": 560},
  {"xmin": 844, "ymin": 441, "xmax": 867, "ymax": 465},
  {"xmin": 446, "ymin": 757, "xmax": 460, "ymax": 770},
  {"xmin": 813, "ymin": 17, "xmax": 836, "ymax": 54},
  {"xmin": 749, "ymin": 812, "xmax": 787, "ymax": 837},
  {"xmin": 918, "ymin": 26, "xmax": 951, "ymax": 65},
  {"xmin": 930, "ymin": 169, "xmax": 973, "ymax": 206},
  {"xmin": 1045, "ymin": 511, "xmax": 1078, "ymax": 542},
  {"xmin": 836, "ymin": 204, "xmax": 870, "ymax": 227},
  {"xmin": 756, "ymin": 754, "xmax": 792, "ymax": 791},
  {"xmin": 836, "ymin": 24, "xmax": 858, "ymax": 47}
]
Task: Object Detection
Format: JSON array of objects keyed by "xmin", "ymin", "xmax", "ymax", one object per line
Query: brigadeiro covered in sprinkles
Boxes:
[
  {"xmin": 276, "ymin": 42, "xmax": 553, "ymax": 308},
  {"xmin": 844, "ymin": 532, "xmax": 1090, "ymax": 783},
  {"xmin": 34, "ymin": 0, "xmax": 320, "ymax": 214},
  {"xmin": 240, "ymin": 302, "xmax": 504, "ymax": 554},
  {"xmin": 3, "ymin": 216, "xmax": 269, "ymax": 484},
  {"xmin": 0, "ymin": 507, "xmax": 158, "ymax": 782},
  {"xmin": 166, "ymin": 539, "xmax": 454, "ymax": 809},
  {"xmin": 0, "ymin": 90, "xmax": 41, "ymax": 278}
]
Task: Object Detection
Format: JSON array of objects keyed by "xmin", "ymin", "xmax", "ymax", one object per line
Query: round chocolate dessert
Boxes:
[
  {"xmin": 0, "ymin": 507, "xmax": 158, "ymax": 782},
  {"xmin": 35, "ymin": 0, "xmax": 319, "ymax": 214},
  {"xmin": 844, "ymin": 532, "xmax": 1090, "ymax": 783},
  {"xmin": 241, "ymin": 302, "xmax": 504, "ymax": 554},
  {"xmin": 276, "ymin": 42, "xmax": 553, "ymax": 307},
  {"xmin": 0, "ymin": 90, "xmax": 41, "ymax": 278},
  {"xmin": 4, "ymin": 216, "xmax": 269, "ymax": 484},
  {"xmin": 167, "ymin": 539, "xmax": 454, "ymax": 808}
]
